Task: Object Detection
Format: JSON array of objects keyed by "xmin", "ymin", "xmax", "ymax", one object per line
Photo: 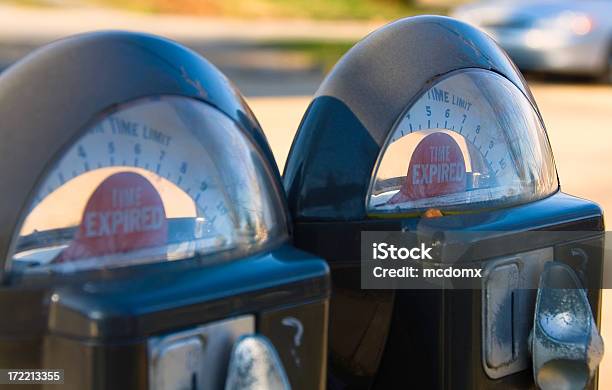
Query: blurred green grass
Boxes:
[
  {"xmin": 258, "ymin": 39, "xmax": 357, "ymax": 71},
  {"xmin": 3, "ymin": 0, "xmax": 448, "ymax": 20}
]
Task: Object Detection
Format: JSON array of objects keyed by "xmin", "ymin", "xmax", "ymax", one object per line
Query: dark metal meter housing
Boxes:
[
  {"xmin": 284, "ymin": 16, "xmax": 545, "ymax": 220},
  {"xmin": 284, "ymin": 16, "xmax": 604, "ymax": 389},
  {"xmin": 0, "ymin": 31, "xmax": 329, "ymax": 390},
  {"xmin": 0, "ymin": 31, "xmax": 280, "ymax": 267}
]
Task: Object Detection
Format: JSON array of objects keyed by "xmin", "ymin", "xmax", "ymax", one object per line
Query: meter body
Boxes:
[
  {"xmin": 284, "ymin": 16, "xmax": 604, "ymax": 389},
  {"xmin": 0, "ymin": 32, "xmax": 329, "ymax": 390}
]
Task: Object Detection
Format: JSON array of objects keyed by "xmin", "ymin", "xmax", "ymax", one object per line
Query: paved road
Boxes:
[{"xmin": 248, "ymin": 81, "xmax": 612, "ymax": 387}]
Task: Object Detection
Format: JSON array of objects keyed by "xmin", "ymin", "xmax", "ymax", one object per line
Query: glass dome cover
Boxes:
[
  {"xmin": 367, "ymin": 69, "xmax": 558, "ymax": 215},
  {"xmin": 8, "ymin": 96, "xmax": 287, "ymax": 275}
]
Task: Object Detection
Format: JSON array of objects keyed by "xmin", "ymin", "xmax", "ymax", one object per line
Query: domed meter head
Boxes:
[
  {"xmin": 284, "ymin": 15, "xmax": 558, "ymax": 221},
  {"xmin": 0, "ymin": 31, "xmax": 288, "ymax": 282}
]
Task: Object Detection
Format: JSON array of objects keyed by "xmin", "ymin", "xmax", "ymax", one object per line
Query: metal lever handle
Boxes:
[
  {"xmin": 531, "ymin": 262, "xmax": 604, "ymax": 390},
  {"xmin": 225, "ymin": 335, "xmax": 291, "ymax": 390}
]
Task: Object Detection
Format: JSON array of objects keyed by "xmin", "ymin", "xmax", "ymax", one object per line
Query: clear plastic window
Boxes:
[
  {"xmin": 368, "ymin": 69, "xmax": 558, "ymax": 215},
  {"xmin": 9, "ymin": 96, "xmax": 287, "ymax": 275}
]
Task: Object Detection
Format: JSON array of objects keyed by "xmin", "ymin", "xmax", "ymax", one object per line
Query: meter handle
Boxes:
[
  {"xmin": 225, "ymin": 335, "xmax": 291, "ymax": 390},
  {"xmin": 530, "ymin": 262, "xmax": 604, "ymax": 390}
]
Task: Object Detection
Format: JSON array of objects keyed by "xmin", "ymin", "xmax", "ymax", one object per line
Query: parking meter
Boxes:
[
  {"xmin": 284, "ymin": 16, "xmax": 605, "ymax": 389},
  {"xmin": 0, "ymin": 31, "xmax": 329, "ymax": 390}
]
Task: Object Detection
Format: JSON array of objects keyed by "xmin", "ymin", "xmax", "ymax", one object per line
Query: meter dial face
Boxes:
[
  {"xmin": 9, "ymin": 96, "xmax": 287, "ymax": 275},
  {"xmin": 368, "ymin": 69, "xmax": 557, "ymax": 214}
]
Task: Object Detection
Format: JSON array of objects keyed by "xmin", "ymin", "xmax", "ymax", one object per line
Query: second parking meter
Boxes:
[
  {"xmin": 284, "ymin": 16, "xmax": 605, "ymax": 389},
  {"xmin": 0, "ymin": 31, "xmax": 329, "ymax": 389}
]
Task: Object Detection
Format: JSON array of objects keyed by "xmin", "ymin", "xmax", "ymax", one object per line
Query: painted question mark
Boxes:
[
  {"xmin": 282, "ymin": 317, "xmax": 304, "ymax": 367},
  {"xmin": 282, "ymin": 317, "xmax": 303, "ymax": 346}
]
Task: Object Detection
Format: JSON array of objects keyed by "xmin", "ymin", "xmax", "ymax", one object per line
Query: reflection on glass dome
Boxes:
[
  {"xmin": 368, "ymin": 69, "xmax": 558, "ymax": 215},
  {"xmin": 10, "ymin": 96, "xmax": 287, "ymax": 274}
]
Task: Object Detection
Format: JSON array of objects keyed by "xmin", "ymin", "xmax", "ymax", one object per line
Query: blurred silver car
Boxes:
[{"xmin": 452, "ymin": 0, "xmax": 612, "ymax": 82}]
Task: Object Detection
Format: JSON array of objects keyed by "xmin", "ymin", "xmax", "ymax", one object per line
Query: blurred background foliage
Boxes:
[{"xmin": 1, "ymin": 0, "xmax": 454, "ymax": 20}]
